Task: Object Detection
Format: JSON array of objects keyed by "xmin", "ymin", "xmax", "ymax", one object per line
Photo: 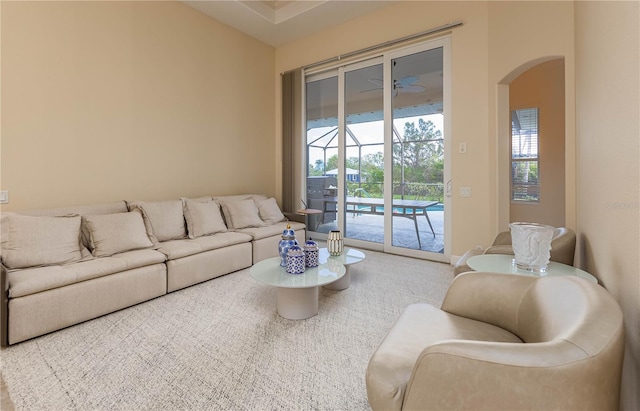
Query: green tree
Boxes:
[
  {"xmin": 393, "ymin": 119, "xmax": 444, "ymax": 185},
  {"xmin": 308, "ymin": 159, "xmax": 324, "ymax": 176},
  {"xmin": 326, "ymin": 154, "xmax": 338, "ymax": 171}
]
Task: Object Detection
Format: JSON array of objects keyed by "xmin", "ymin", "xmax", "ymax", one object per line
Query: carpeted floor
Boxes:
[{"xmin": 0, "ymin": 249, "xmax": 454, "ymax": 410}]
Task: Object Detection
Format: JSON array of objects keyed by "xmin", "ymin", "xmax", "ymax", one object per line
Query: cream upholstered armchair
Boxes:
[
  {"xmin": 454, "ymin": 227, "xmax": 576, "ymax": 276},
  {"xmin": 366, "ymin": 272, "xmax": 624, "ymax": 411}
]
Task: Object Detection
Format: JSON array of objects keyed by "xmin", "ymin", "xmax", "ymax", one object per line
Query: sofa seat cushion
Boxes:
[
  {"xmin": 238, "ymin": 221, "xmax": 306, "ymax": 241},
  {"xmin": 8, "ymin": 249, "xmax": 166, "ymax": 298},
  {"xmin": 366, "ymin": 303, "xmax": 522, "ymax": 411},
  {"xmin": 157, "ymin": 232, "xmax": 252, "ymax": 260}
]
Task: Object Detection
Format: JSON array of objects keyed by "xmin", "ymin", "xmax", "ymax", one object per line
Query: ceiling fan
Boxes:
[{"xmin": 362, "ymin": 76, "xmax": 426, "ymax": 96}]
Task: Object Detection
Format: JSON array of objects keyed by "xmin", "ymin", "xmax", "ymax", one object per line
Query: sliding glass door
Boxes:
[
  {"xmin": 343, "ymin": 61, "xmax": 385, "ymax": 244},
  {"xmin": 388, "ymin": 45, "xmax": 447, "ymax": 258},
  {"xmin": 305, "ymin": 38, "xmax": 450, "ymax": 261}
]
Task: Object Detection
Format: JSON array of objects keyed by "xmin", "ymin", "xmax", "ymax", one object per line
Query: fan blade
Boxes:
[
  {"xmin": 396, "ymin": 76, "xmax": 419, "ymax": 85},
  {"xmin": 402, "ymin": 85, "xmax": 426, "ymax": 93}
]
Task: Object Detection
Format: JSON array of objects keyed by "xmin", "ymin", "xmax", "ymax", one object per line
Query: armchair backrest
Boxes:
[
  {"xmin": 443, "ymin": 272, "xmax": 623, "ymax": 350},
  {"xmin": 548, "ymin": 227, "xmax": 576, "ymax": 265},
  {"xmin": 488, "ymin": 226, "xmax": 576, "ymax": 265},
  {"xmin": 516, "ymin": 276, "xmax": 622, "ymax": 350}
]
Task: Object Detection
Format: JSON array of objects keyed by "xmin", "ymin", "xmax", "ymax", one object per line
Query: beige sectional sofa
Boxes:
[{"xmin": 0, "ymin": 194, "xmax": 305, "ymax": 346}]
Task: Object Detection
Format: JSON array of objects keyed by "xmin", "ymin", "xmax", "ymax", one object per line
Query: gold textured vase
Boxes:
[{"xmin": 327, "ymin": 230, "xmax": 344, "ymax": 256}]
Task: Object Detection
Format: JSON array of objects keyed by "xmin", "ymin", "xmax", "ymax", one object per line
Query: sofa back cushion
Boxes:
[
  {"xmin": 82, "ymin": 211, "xmax": 154, "ymax": 257},
  {"xmin": 218, "ymin": 198, "xmax": 267, "ymax": 230},
  {"xmin": 127, "ymin": 200, "xmax": 187, "ymax": 243},
  {"xmin": 182, "ymin": 198, "xmax": 227, "ymax": 238},
  {"xmin": 256, "ymin": 197, "xmax": 286, "ymax": 225},
  {"xmin": 4, "ymin": 201, "xmax": 128, "ymax": 251},
  {"xmin": 1, "ymin": 214, "xmax": 83, "ymax": 269}
]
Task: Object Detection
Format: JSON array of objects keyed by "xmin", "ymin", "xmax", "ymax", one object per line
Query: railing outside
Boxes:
[{"xmin": 346, "ymin": 182, "xmax": 444, "ymax": 203}]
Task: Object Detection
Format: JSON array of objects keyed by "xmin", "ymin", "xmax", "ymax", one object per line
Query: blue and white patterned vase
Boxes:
[
  {"xmin": 286, "ymin": 246, "xmax": 306, "ymax": 274},
  {"xmin": 304, "ymin": 240, "xmax": 319, "ymax": 267},
  {"xmin": 278, "ymin": 224, "xmax": 298, "ymax": 267}
]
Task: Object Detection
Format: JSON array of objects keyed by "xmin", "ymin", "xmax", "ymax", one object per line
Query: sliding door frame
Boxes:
[
  {"xmin": 383, "ymin": 37, "xmax": 452, "ymax": 262},
  {"xmin": 303, "ymin": 37, "xmax": 452, "ymax": 261}
]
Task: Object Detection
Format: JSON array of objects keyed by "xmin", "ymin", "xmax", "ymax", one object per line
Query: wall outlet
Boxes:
[
  {"xmin": 459, "ymin": 187, "xmax": 471, "ymax": 197},
  {"xmin": 0, "ymin": 191, "xmax": 8, "ymax": 204}
]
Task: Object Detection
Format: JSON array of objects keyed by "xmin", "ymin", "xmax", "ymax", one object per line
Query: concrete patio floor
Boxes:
[{"xmin": 312, "ymin": 211, "xmax": 444, "ymax": 254}]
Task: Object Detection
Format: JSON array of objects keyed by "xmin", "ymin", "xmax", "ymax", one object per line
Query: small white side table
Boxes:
[
  {"xmin": 467, "ymin": 254, "xmax": 598, "ymax": 284},
  {"xmin": 321, "ymin": 247, "xmax": 366, "ymax": 291}
]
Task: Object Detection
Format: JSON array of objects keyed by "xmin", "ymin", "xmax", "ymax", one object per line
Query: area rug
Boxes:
[{"xmin": 0, "ymin": 249, "xmax": 454, "ymax": 410}]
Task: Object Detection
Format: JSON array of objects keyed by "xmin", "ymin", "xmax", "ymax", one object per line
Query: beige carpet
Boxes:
[{"xmin": 0, "ymin": 249, "xmax": 454, "ymax": 410}]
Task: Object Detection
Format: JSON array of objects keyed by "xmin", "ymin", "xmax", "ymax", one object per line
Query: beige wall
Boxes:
[
  {"xmin": 277, "ymin": 2, "xmax": 639, "ymax": 405},
  {"xmin": 275, "ymin": 1, "xmax": 575, "ymax": 256},
  {"xmin": 276, "ymin": 1, "xmax": 492, "ymax": 255},
  {"xmin": 0, "ymin": 1, "xmax": 276, "ymax": 212},
  {"xmin": 510, "ymin": 59, "xmax": 566, "ymax": 227},
  {"xmin": 575, "ymin": 2, "xmax": 640, "ymax": 410},
  {"xmin": 1, "ymin": 0, "xmax": 638, "ymax": 408},
  {"xmin": 487, "ymin": 1, "xmax": 576, "ymax": 234}
]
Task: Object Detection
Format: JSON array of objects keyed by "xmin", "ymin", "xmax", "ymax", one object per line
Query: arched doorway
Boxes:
[{"xmin": 497, "ymin": 57, "xmax": 567, "ymax": 229}]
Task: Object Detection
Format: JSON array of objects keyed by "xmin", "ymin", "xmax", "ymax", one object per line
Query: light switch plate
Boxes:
[
  {"xmin": 459, "ymin": 187, "xmax": 471, "ymax": 197},
  {"xmin": 0, "ymin": 191, "xmax": 8, "ymax": 204}
]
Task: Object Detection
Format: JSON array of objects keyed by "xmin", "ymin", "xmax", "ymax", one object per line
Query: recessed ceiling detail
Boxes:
[
  {"xmin": 240, "ymin": 1, "xmax": 327, "ymax": 24},
  {"xmin": 182, "ymin": 0, "xmax": 395, "ymax": 47}
]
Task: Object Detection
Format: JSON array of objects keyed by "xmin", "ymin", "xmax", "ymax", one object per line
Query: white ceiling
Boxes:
[{"xmin": 182, "ymin": 0, "xmax": 395, "ymax": 47}]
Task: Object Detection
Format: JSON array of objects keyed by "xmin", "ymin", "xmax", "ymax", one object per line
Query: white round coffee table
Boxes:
[
  {"xmin": 321, "ymin": 247, "xmax": 366, "ymax": 290},
  {"xmin": 250, "ymin": 256, "xmax": 346, "ymax": 320}
]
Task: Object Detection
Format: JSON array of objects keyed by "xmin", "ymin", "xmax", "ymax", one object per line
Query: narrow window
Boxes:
[{"xmin": 511, "ymin": 108, "xmax": 539, "ymax": 202}]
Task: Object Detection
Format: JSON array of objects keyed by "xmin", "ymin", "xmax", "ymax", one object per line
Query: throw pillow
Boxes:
[
  {"xmin": 1, "ymin": 214, "xmax": 83, "ymax": 269},
  {"xmin": 127, "ymin": 200, "xmax": 187, "ymax": 243},
  {"xmin": 257, "ymin": 197, "xmax": 286, "ymax": 225},
  {"xmin": 219, "ymin": 199, "xmax": 266, "ymax": 229},
  {"xmin": 182, "ymin": 198, "xmax": 227, "ymax": 239},
  {"xmin": 82, "ymin": 211, "xmax": 154, "ymax": 257}
]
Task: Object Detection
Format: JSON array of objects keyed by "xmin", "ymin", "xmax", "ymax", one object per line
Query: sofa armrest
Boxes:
[
  {"xmin": 403, "ymin": 339, "xmax": 600, "ymax": 411},
  {"xmin": 1, "ymin": 263, "xmax": 8, "ymax": 347},
  {"xmin": 441, "ymin": 272, "xmax": 536, "ymax": 333}
]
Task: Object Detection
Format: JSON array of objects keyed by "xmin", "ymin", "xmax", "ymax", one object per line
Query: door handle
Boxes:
[{"xmin": 446, "ymin": 180, "xmax": 452, "ymax": 197}]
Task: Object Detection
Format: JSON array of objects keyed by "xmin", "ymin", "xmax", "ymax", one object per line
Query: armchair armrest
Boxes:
[
  {"xmin": 441, "ymin": 272, "xmax": 536, "ymax": 333},
  {"xmin": 403, "ymin": 339, "xmax": 601, "ymax": 410},
  {"xmin": 483, "ymin": 244, "xmax": 513, "ymax": 255},
  {"xmin": 453, "ymin": 248, "xmax": 483, "ymax": 276},
  {"xmin": 492, "ymin": 230, "xmax": 512, "ymax": 246}
]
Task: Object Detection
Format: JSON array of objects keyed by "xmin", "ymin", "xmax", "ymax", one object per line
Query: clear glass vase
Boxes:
[{"xmin": 509, "ymin": 222, "xmax": 554, "ymax": 272}]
